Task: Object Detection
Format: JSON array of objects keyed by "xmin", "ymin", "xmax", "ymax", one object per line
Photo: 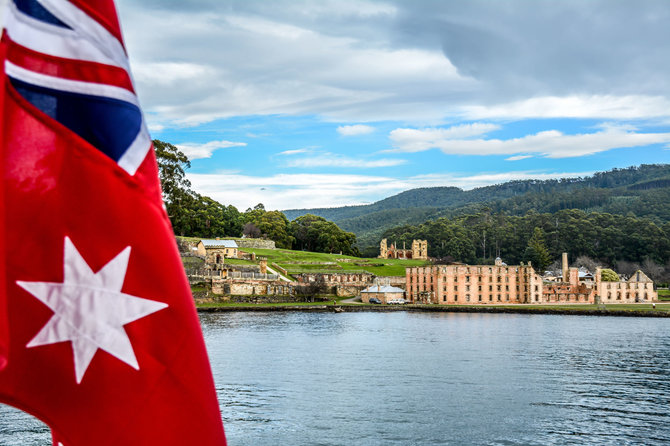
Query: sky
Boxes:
[{"xmin": 6, "ymin": 0, "xmax": 670, "ymax": 211}]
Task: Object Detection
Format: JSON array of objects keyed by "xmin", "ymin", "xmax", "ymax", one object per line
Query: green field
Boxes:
[
  {"xmin": 658, "ymin": 289, "xmax": 670, "ymax": 301},
  {"xmin": 239, "ymin": 247, "xmax": 429, "ymax": 276},
  {"xmin": 223, "ymin": 258, "xmax": 257, "ymax": 266}
]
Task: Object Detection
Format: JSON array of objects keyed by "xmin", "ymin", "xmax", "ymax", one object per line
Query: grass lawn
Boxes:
[
  {"xmin": 182, "ymin": 256, "xmax": 204, "ymax": 268},
  {"xmin": 658, "ymin": 289, "xmax": 670, "ymax": 301},
  {"xmin": 240, "ymin": 247, "xmax": 429, "ymax": 276},
  {"xmin": 223, "ymin": 258, "xmax": 257, "ymax": 266}
]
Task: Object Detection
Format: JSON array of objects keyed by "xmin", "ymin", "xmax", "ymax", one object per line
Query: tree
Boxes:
[
  {"xmin": 600, "ymin": 268, "xmax": 620, "ymax": 282},
  {"xmin": 572, "ymin": 255, "xmax": 602, "ymax": 273},
  {"xmin": 154, "ymin": 139, "xmax": 243, "ymax": 237},
  {"xmin": 244, "ymin": 206, "xmax": 295, "ymax": 249},
  {"xmin": 243, "ymin": 222, "xmax": 262, "ymax": 238},
  {"xmin": 154, "ymin": 140, "xmax": 196, "ymax": 235},
  {"xmin": 290, "ymin": 214, "xmax": 359, "ymax": 256},
  {"xmin": 641, "ymin": 258, "xmax": 665, "ymax": 283},
  {"xmin": 154, "ymin": 139, "xmax": 192, "ymax": 204},
  {"xmin": 616, "ymin": 260, "xmax": 640, "ymax": 278},
  {"xmin": 523, "ymin": 227, "xmax": 551, "ymax": 272}
]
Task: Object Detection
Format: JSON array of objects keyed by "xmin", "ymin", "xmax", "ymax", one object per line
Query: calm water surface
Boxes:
[{"xmin": 1, "ymin": 312, "xmax": 670, "ymax": 445}]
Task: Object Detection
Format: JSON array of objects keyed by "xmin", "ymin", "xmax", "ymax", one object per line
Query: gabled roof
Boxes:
[
  {"xmin": 200, "ymin": 239, "xmax": 238, "ymax": 248},
  {"xmin": 361, "ymin": 285, "xmax": 405, "ymax": 293},
  {"xmin": 628, "ymin": 270, "xmax": 652, "ymax": 283}
]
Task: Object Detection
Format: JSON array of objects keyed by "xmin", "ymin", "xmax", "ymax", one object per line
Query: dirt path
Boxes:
[{"xmin": 340, "ymin": 296, "xmax": 363, "ymax": 304}]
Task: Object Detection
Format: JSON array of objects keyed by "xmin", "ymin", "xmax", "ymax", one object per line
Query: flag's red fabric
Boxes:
[
  {"xmin": 0, "ymin": 1, "xmax": 226, "ymax": 444},
  {"xmin": 0, "ymin": 32, "xmax": 8, "ymax": 373}
]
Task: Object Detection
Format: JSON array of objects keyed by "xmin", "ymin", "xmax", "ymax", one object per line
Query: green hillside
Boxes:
[{"xmin": 283, "ymin": 164, "xmax": 670, "ymax": 249}]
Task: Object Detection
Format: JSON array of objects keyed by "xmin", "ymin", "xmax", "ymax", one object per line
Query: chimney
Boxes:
[{"xmin": 562, "ymin": 252, "xmax": 568, "ymax": 282}]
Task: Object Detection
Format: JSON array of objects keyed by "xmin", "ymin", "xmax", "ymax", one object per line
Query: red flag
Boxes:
[
  {"xmin": 0, "ymin": 23, "xmax": 7, "ymax": 373},
  {"xmin": 0, "ymin": 1, "xmax": 226, "ymax": 445}
]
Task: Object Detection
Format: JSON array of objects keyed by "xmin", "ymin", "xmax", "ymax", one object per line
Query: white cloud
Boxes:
[
  {"xmin": 147, "ymin": 122, "xmax": 165, "ymax": 133},
  {"xmin": 461, "ymin": 95, "xmax": 670, "ymax": 120},
  {"xmin": 387, "ymin": 123, "xmax": 501, "ymax": 152},
  {"xmin": 175, "ymin": 140, "xmax": 247, "ymax": 160},
  {"xmin": 284, "ymin": 153, "xmax": 406, "ymax": 168},
  {"xmin": 277, "ymin": 148, "xmax": 317, "ymax": 156},
  {"xmin": 390, "ymin": 125, "xmax": 670, "ymax": 158},
  {"xmin": 506, "ymin": 155, "xmax": 533, "ymax": 161},
  {"xmin": 337, "ymin": 124, "xmax": 375, "ymax": 136},
  {"xmin": 187, "ymin": 170, "xmax": 591, "ymax": 211}
]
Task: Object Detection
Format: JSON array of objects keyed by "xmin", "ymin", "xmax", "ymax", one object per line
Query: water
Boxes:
[{"xmin": 2, "ymin": 312, "xmax": 670, "ymax": 445}]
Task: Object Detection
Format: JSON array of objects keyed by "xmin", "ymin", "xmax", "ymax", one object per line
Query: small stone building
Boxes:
[
  {"xmin": 360, "ymin": 285, "xmax": 406, "ymax": 304},
  {"xmin": 197, "ymin": 239, "xmax": 239, "ymax": 267}
]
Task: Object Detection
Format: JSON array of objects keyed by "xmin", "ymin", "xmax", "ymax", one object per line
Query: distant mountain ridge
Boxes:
[{"xmin": 283, "ymin": 164, "xmax": 670, "ymax": 249}]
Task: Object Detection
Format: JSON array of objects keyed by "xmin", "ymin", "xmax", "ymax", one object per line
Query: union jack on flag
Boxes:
[
  {"xmin": 0, "ymin": 1, "xmax": 227, "ymax": 445},
  {"xmin": 3, "ymin": 0, "xmax": 150, "ymax": 174}
]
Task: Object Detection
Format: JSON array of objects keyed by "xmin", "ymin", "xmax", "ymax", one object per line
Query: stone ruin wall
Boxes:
[{"xmin": 236, "ymin": 239, "xmax": 276, "ymax": 249}]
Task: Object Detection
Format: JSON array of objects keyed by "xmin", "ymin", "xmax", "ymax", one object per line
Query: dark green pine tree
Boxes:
[{"xmin": 523, "ymin": 227, "xmax": 551, "ymax": 273}]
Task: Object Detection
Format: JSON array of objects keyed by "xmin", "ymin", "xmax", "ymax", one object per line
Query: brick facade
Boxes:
[
  {"xmin": 406, "ymin": 259, "xmax": 543, "ymax": 304},
  {"xmin": 406, "ymin": 256, "xmax": 657, "ymax": 305}
]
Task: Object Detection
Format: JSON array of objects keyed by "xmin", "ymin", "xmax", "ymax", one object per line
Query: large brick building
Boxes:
[
  {"xmin": 406, "ymin": 254, "xmax": 657, "ymax": 305},
  {"xmin": 406, "ymin": 257, "xmax": 544, "ymax": 304}
]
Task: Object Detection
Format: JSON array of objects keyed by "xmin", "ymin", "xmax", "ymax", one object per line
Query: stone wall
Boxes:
[
  {"xmin": 361, "ymin": 290, "xmax": 405, "ymax": 304},
  {"xmin": 212, "ymin": 279, "xmax": 293, "ymax": 296},
  {"xmin": 236, "ymin": 239, "xmax": 276, "ymax": 249},
  {"xmin": 386, "ymin": 276, "xmax": 406, "ymax": 288},
  {"xmin": 336, "ymin": 285, "xmax": 366, "ymax": 297},
  {"xmin": 294, "ymin": 272, "xmax": 374, "ymax": 286}
]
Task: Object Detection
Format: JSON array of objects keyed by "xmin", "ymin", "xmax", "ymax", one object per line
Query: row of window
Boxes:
[
  {"xmin": 409, "ymin": 274, "xmax": 529, "ymax": 284},
  {"xmin": 442, "ymin": 294, "xmax": 512, "ymax": 302},
  {"xmin": 410, "ymin": 284, "xmax": 539, "ymax": 293},
  {"xmin": 605, "ymin": 283, "xmax": 651, "ymax": 290}
]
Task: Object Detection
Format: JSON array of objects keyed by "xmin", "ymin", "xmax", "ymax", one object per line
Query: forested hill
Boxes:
[{"xmin": 282, "ymin": 164, "xmax": 670, "ymax": 249}]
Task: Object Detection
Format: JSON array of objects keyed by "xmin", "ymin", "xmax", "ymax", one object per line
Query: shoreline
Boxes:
[{"xmin": 197, "ymin": 304, "xmax": 670, "ymax": 318}]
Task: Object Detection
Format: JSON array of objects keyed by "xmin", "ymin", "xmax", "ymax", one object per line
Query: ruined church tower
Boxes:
[{"xmin": 378, "ymin": 238, "xmax": 389, "ymax": 259}]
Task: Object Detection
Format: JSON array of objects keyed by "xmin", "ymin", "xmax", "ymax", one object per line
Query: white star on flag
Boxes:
[{"xmin": 17, "ymin": 237, "xmax": 168, "ymax": 384}]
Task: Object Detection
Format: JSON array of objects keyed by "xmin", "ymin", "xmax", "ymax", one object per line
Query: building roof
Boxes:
[
  {"xmin": 361, "ymin": 285, "xmax": 405, "ymax": 293},
  {"xmin": 629, "ymin": 270, "xmax": 652, "ymax": 283},
  {"xmin": 200, "ymin": 239, "xmax": 238, "ymax": 248}
]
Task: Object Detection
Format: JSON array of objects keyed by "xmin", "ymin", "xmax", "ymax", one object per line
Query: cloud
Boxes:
[
  {"xmin": 337, "ymin": 124, "xmax": 375, "ymax": 136},
  {"xmin": 117, "ymin": 1, "xmax": 470, "ymax": 125},
  {"xmin": 147, "ymin": 122, "xmax": 165, "ymax": 133},
  {"xmin": 277, "ymin": 147, "xmax": 317, "ymax": 156},
  {"xmin": 187, "ymin": 170, "xmax": 591, "ymax": 211},
  {"xmin": 284, "ymin": 152, "xmax": 406, "ymax": 168},
  {"xmin": 175, "ymin": 140, "xmax": 247, "ymax": 160},
  {"xmin": 387, "ymin": 123, "xmax": 500, "ymax": 152},
  {"xmin": 461, "ymin": 95, "xmax": 670, "ymax": 120},
  {"xmin": 116, "ymin": 0, "xmax": 670, "ymax": 124},
  {"xmin": 506, "ymin": 155, "xmax": 532, "ymax": 161},
  {"xmin": 389, "ymin": 125, "xmax": 670, "ymax": 158}
]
